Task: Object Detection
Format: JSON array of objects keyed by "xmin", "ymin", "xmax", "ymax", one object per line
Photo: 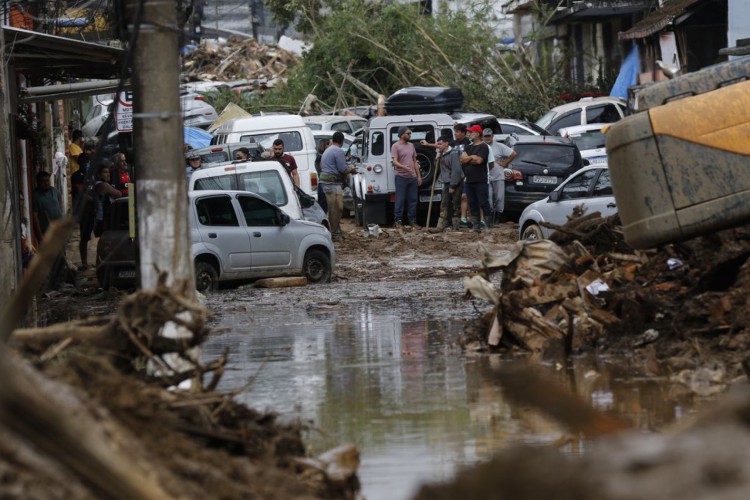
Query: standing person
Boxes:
[
  {"xmin": 391, "ymin": 127, "xmax": 422, "ymax": 227},
  {"xmin": 19, "ymin": 190, "xmax": 35, "ymax": 269},
  {"xmin": 430, "ymin": 135, "xmax": 464, "ymax": 232},
  {"xmin": 452, "ymin": 123, "xmax": 473, "ymax": 228},
  {"xmin": 69, "ymin": 129, "xmax": 85, "ymax": 173},
  {"xmin": 112, "ymin": 152, "xmax": 131, "ymax": 196},
  {"xmin": 315, "ymin": 138, "xmax": 331, "ymax": 215},
  {"xmin": 93, "ymin": 165, "xmax": 123, "ymax": 237},
  {"xmin": 461, "ymin": 125, "xmax": 493, "ymax": 233},
  {"xmin": 271, "ymin": 139, "xmax": 300, "ymax": 187},
  {"xmin": 483, "ymin": 128, "xmax": 516, "ymax": 223},
  {"xmin": 70, "ymin": 153, "xmax": 95, "ymax": 269},
  {"xmin": 185, "ymin": 150, "xmax": 202, "ymax": 182},
  {"xmin": 31, "ymin": 170, "xmax": 63, "ymax": 243},
  {"xmin": 319, "ymin": 131, "xmax": 356, "ymax": 241}
]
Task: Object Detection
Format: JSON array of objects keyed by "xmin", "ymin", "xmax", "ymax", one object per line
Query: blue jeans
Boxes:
[
  {"xmin": 394, "ymin": 175, "xmax": 418, "ymax": 225},
  {"xmin": 465, "ymin": 182, "xmax": 492, "ymax": 227}
]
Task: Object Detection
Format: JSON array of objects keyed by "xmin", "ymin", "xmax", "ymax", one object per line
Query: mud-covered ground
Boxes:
[{"xmin": 13, "ymin": 216, "xmax": 750, "ymax": 499}]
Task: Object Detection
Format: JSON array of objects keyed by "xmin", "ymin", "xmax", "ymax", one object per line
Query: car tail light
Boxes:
[
  {"xmin": 194, "ymin": 96, "xmax": 206, "ymax": 102},
  {"xmin": 211, "ymin": 147, "xmax": 222, "ymax": 152},
  {"xmin": 367, "ymin": 185, "xmax": 374, "ymax": 193},
  {"xmin": 389, "ymin": 194, "xmax": 396, "ymax": 202},
  {"xmin": 310, "ymin": 172, "xmax": 318, "ymax": 190},
  {"xmin": 504, "ymin": 168, "xmax": 523, "ymax": 181}
]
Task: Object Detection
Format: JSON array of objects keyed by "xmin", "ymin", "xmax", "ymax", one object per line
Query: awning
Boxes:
[
  {"xmin": 3, "ymin": 26, "xmax": 124, "ymax": 80},
  {"xmin": 549, "ymin": 2, "xmax": 650, "ymax": 24},
  {"xmin": 619, "ymin": 0, "xmax": 702, "ymax": 41}
]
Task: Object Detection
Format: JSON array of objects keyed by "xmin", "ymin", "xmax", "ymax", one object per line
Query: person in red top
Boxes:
[
  {"xmin": 111, "ymin": 152, "xmax": 131, "ymax": 196},
  {"xmin": 271, "ymin": 139, "xmax": 300, "ymax": 187}
]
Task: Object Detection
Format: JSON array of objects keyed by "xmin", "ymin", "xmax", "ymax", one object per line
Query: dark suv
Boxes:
[{"xmin": 504, "ymin": 135, "xmax": 584, "ymax": 213}]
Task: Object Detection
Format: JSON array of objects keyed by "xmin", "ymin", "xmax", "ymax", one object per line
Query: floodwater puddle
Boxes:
[{"xmin": 203, "ymin": 284, "xmax": 710, "ymax": 500}]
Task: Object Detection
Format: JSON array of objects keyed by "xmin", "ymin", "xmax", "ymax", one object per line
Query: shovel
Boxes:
[{"xmin": 425, "ymin": 151, "xmax": 442, "ymax": 229}]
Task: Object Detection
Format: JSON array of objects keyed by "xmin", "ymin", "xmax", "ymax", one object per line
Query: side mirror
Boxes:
[
  {"xmin": 582, "ymin": 158, "xmax": 591, "ymax": 166},
  {"xmin": 277, "ymin": 211, "xmax": 291, "ymax": 226},
  {"xmin": 548, "ymin": 190, "xmax": 560, "ymax": 202}
]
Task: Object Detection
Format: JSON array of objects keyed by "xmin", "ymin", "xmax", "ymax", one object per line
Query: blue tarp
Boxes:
[
  {"xmin": 184, "ymin": 127, "xmax": 212, "ymax": 149},
  {"xmin": 610, "ymin": 43, "xmax": 640, "ymax": 100}
]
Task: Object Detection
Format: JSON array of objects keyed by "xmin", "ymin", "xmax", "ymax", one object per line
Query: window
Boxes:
[
  {"xmin": 199, "ymin": 151, "xmax": 230, "ymax": 165},
  {"xmin": 569, "ymin": 130, "xmax": 606, "ymax": 151},
  {"xmin": 195, "ymin": 196, "xmax": 239, "ymax": 226},
  {"xmin": 440, "ymin": 128, "xmax": 454, "ymax": 141},
  {"xmin": 240, "ymin": 131, "xmax": 303, "ymax": 152},
  {"xmin": 306, "ymin": 123, "xmax": 322, "ymax": 130},
  {"xmin": 549, "ymin": 110, "xmax": 581, "ymax": 133},
  {"xmin": 194, "ymin": 175, "xmax": 234, "ymax": 191},
  {"xmin": 502, "ymin": 124, "xmax": 524, "ymax": 135},
  {"xmin": 514, "ymin": 144, "xmax": 576, "ymax": 169},
  {"xmin": 237, "ymin": 170, "xmax": 288, "ymax": 206},
  {"xmin": 560, "ymin": 170, "xmax": 597, "ymax": 200},
  {"xmin": 331, "ymin": 121, "xmax": 352, "ymax": 133},
  {"xmin": 371, "ymin": 132, "xmax": 384, "ymax": 156},
  {"xmin": 592, "ymin": 169, "xmax": 613, "ymax": 196},
  {"xmin": 237, "ymin": 195, "xmax": 279, "ymax": 226},
  {"xmin": 586, "ymin": 104, "xmax": 621, "ymax": 124}
]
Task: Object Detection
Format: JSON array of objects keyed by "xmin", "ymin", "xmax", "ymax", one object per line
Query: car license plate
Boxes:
[
  {"xmin": 419, "ymin": 193, "xmax": 441, "ymax": 202},
  {"xmin": 589, "ymin": 156, "xmax": 608, "ymax": 164},
  {"xmin": 531, "ymin": 175, "xmax": 557, "ymax": 185},
  {"xmin": 118, "ymin": 270, "xmax": 136, "ymax": 278}
]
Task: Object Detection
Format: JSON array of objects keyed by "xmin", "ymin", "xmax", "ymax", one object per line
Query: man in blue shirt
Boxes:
[{"xmin": 319, "ymin": 131, "xmax": 356, "ymax": 241}]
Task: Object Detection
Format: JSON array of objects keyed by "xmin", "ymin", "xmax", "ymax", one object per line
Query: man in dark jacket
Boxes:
[{"xmin": 431, "ymin": 135, "xmax": 464, "ymax": 232}]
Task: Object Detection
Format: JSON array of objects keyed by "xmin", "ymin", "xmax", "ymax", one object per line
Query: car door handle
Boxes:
[
  {"xmin": 253, "ymin": 232, "xmax": 261, "ymax": 237},
  {"xmin": 607, "ymin": 203, "xmax": 617, "ymax": 208},
  {"xmin": 208, "ymin": 232, "xmax": 217, "ymax": 238}
]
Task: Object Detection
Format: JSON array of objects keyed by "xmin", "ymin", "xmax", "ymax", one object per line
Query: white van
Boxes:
[{"xmin": 211, "ymin": 115, "xmax": 318, "ymax": 197}]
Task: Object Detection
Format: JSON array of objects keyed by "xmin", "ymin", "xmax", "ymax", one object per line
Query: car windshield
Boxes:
[
  {"xmin": 515, "ymin": 144, "xmax": 576, "ymax": 167},
  {"xmin": 568, "ymin": 130, "xmax": 606, "ymax": 151},
  {"xmin": 199, "ymin": 151, "xmax": 230, "ymax": 165},
  {"xmin": 240, "ymin": 131, "xmax": 303, "ymax": 152},
  {"xmin": 237, "ymin": 170, "xmax": 289, "ymax": 206},
  {"xmin": 536, "ymin": 110, "xmax": 557, "ymax": 129}
]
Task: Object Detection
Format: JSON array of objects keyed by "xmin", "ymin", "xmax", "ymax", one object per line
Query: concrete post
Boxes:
[{"xmin": 129, "ymin": 0, "xmax": 194, "ymax": 291}]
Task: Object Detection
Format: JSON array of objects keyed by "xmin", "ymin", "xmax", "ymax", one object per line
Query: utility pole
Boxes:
[
  {"xmin": 127, "ymin": 0, "xmax": 194, "ymax": 291},
  {"xmin": 0, "ymin": 31, "xmax": 19, "ymax": 304}
]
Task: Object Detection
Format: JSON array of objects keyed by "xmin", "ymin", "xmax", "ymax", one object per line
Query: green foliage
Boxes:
[{"xmin": 249, "ymin": 0, "xmax": 574, "ymax": 120}]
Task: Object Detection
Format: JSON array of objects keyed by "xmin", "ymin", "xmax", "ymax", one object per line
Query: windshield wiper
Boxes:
[{"xmin": 520, "ymin": 159, "xmax": 546, "ymax": 167}]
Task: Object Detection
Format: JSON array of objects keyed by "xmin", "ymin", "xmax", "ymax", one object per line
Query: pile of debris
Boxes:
[
  {"xmin": 182, "ymin": 38, "xmax": 299, "ymax": 83},
  {"xmin": 462, "ymin": 210, "xmax": 750, "ymax": 390}
]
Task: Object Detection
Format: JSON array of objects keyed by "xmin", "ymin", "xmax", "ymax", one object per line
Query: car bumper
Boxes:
[{"xmin": 504, "ymin": 187, "xmax": 548, "ymax": 213}]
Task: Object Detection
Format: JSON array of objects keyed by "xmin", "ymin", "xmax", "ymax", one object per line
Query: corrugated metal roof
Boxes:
[{"xmin": 619, "ymin": 0, "xmax": 703, "ymax": 40}]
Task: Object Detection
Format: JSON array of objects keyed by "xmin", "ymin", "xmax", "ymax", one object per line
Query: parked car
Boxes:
[
  {"xmin": 518, "ymin": 164, "xmax": 616, "ymax": 240},
  {"xmin": 535, "ymin": 97, "xmax": 626, "ymax": 135},
  {"xmin": 191, "ymin": 191, "xmax": 335, "ymax": 291},
  {"xmin": 190, "ymin": 141, "xmax": 265, "ymax": 167},
  {"xmin": 303, "ymin": 114, "xmax": 368, "ymax": 135},
  {"xmin": 189, "ymin": 159, "xmax": 330, "ymax": 230},
  {"xmin": 557, "ymin": 124, "xmax": 608, "ymax": 164},
  {"xmin": 95, "ymin": 191, "xmax": 335, "ymax": 290},
  {"xmin": 82, "ymin": 98, "xmax": 114, "ymax": 137},
  {"xmin": 96, "ymin": 197, "xmax": 137, "ymax": 289},
  {"xmin": 503, "ymin": 135, "xmax": 585, "ymax": 214},
  {"xmin": 181, "ymin": 91, "xmax": 218, "ymax": 129},
  {"xmin": 452, "ymin": 113, "xmax": 550, "ymax": 144}
]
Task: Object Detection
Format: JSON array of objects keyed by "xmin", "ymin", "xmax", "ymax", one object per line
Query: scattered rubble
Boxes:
[
  {"xmin": 182, "ymin": 38, "xmax": 299, "ymax": 84},
  {"xmin": 461, "ymin": 211, "xmax": 750, "ymax": 392}
]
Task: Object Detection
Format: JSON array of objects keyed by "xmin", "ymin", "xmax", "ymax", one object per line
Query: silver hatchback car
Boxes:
[{"xmin": 190, "ymin": 190, "xmax": 335, "ymax": 291}]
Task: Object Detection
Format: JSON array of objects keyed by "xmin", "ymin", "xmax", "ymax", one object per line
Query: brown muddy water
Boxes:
[{"xmin": 202, "ymin": 277, "xmax": 710, "ymax": 500}]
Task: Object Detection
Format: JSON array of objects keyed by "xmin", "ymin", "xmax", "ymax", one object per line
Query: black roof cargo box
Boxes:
[{"xmin": 385, "ymin": 87, "xmax": 464, "ymax": 115}]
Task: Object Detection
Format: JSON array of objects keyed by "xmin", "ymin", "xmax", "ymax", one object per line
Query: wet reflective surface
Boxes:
[{"xmin": 203, "ymin": 279, "xmax": 707, "ymax": 500}]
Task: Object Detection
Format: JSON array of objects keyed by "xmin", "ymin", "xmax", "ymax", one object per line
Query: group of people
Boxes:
[{"xmin": 392, "ymin": 122, "xmax": 516, "ymax": 234}]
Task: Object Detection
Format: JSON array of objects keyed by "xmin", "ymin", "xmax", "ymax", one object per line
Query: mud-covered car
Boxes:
[{"xmin": 503, "ymin": 135, "xmax": 584, "ymax": 214}]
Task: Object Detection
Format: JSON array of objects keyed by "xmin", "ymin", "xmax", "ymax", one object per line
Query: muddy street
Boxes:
[{"xmin": 201, "ymin": 220, "xmax": 712, "ymax": 500}]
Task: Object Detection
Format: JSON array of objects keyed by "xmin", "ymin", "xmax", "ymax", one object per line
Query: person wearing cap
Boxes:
[
  {"xmin": 483, "ymin": 128, "xmax": 516, "ymax": 223},
  {"xmin": 391, "ymin": 127, "xmax": 422, "ymax": 228},
  {"xmin": 185, "ymin": 151, "xmax": 202, "ymax": 182},
  {"xmin": 461, "ymin": 124, "xmax": 493, "ymax": 233},
  {"xmin": 452, "ymin": 123, "xmax": 473, "ymax": 228}
]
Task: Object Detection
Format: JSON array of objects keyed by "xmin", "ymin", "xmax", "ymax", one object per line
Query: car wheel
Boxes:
[
  {"xmin": 415, "ymin": 151, "xmax": 435, "ymax": 186},
  {"xmin": 521, "ymin": 223, "xmax": 544, "ymax": 241},
  {"xmin": 195, "ymin": 261, "xmax": 218, "ymax": 292},
  {"xmin": 303, "ymin": 249, "xmax": 331, "ymax": 284}
]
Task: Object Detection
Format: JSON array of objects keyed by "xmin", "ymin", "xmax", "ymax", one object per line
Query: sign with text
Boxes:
[{"xmin": 116, "ymin": 90, "xmax": 133, "ymax": 132}]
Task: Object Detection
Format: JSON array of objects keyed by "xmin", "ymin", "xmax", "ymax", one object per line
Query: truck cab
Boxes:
[{"xmin": 350, "ymin": 113, "xmax": 454, "ymax": 226}]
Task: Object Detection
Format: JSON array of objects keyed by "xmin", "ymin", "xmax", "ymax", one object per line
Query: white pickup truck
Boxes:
[{"xmin": 349, "ymin": 113, "xmax": 455, "ymax": 226}]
